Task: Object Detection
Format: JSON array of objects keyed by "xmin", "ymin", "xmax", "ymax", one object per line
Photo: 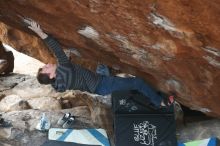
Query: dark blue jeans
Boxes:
[{"xmin": 95, "ymin": 76, "xmax": 163, "ymax": 107}]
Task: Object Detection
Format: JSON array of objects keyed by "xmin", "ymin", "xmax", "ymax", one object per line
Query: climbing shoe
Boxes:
[
  {"xmin": 62, "ymin": 116, "xmax": 75, "ymax": 129},
  {"xmin": 57, "ymin": 113, "xmax": 71, "ymax": 126},
  {"xmin": 161, "ymin": 95, "xmax": 174, "ymax": 107}
]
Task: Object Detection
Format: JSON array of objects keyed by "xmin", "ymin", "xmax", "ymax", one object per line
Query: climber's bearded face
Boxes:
[{"xmin": 41, "ymin": 64, "xmax": 57, "ymax": 79}]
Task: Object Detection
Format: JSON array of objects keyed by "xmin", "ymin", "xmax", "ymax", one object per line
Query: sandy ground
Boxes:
[{"xmin": 3, "ymin": 44, "xmax": 44, "ymax": 75}]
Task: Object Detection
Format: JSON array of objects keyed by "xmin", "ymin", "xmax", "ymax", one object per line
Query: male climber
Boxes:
[{"xmin": 25, "ymin": 18, "xmax": 173, "ymax": 108}]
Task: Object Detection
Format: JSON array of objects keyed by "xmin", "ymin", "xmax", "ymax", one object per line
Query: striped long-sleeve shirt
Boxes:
[{"xmin": 43, "ymin": 36, "xmax": 102, "ymax": 93}]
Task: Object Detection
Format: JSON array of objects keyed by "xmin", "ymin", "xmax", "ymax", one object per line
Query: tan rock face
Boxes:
[
  {"xmin": 0, "ymin": 1, "xmax": 220, "ymax": 116},
  {"xmin": 0, "ymin": 73, "xmax": 113, "ymax": 142},
  {"xmin": 0, "ymin": 22, "xmax": 55, "ymax": 64},
  {"xmin": 0, "ymin": 95, "xmax": 29, "ymax": 112},
  {"xmin": 27, "ymin": 96, "xmax": 61, "ymax": 110}
]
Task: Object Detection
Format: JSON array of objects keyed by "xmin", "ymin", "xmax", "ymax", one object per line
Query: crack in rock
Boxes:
[
  {"xmin": 202, "ymin": 46, "xmax": 220, "ymax": 57},
  {"xmin": 203, "ymin": 56, "xmax": 220, "ymax": 68}
]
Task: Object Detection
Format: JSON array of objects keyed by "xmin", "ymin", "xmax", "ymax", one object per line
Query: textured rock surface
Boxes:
[
  {"xmin": 0, "ymin": 0, "xmax": 220, "ymax": 116},
  {"xmin": 0, "ymin": 22, "xmax": 55, "ymax": 64},
  {"xmin": 0, "ymin": 73, "xmax": 113, "ymax": 146},
  {"xmin": 0, "ymin": 94, "xmax": 28, "ymax": 112},
  {"xmin": 0, "ymin": 108, "xmax": 106, "ymax": 146},
  {"xmin": 27, "ymin": 96, "xmax": 61, "ymax": 110},
  {"xmin": 177, "ymin": 119, "xmax": 220, "ymax": 143}
]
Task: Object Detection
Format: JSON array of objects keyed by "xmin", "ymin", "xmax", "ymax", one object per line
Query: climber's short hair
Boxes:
[{"xmin": 36, "ymin": 68, "xmax": 55, "ymax": 84}]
